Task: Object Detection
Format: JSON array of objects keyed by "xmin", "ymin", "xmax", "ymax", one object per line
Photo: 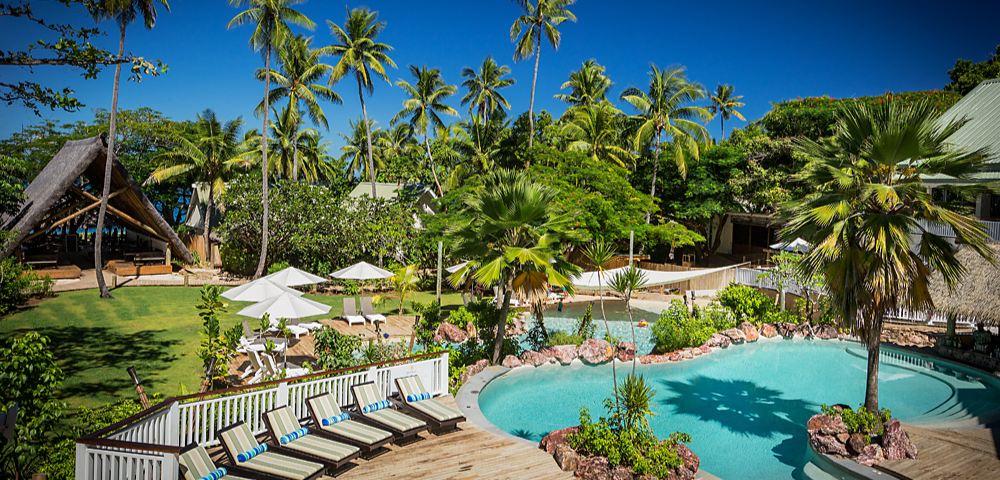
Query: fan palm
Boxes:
[
  {"xmin": 327, "ymin": 6, "xmax": 396, "ymax": 197},
  {"xmin": 621, "ymin": 64, "xmax": 711, "ymax": 223},
  {"xmin": 147, "ymin": 110, "xmax": 255, "ymax": 260},
  {"xmin": 391, "ymin": 65, "xmax": 459, "ymax": 197},
  {"xmin": 608, "ymin": 266, "xmax": 648, "ymax": 375},
  {"xmin": 339, "ymin": 117, "xmax": 383, "ymax": 181},
  {"xmin": 706, "ymin": 84, "xmax": 745, "ymax": 140},
  {"xmin": 784, "ymin": 99, "xmax": 994, "ymax": 413},
  {"xmin": 254, "ymin": 34, "xmax": 341, "ymax": 181},
  {"xmin": 561, "ymin": 102, "xmax": 631, "ymax": 167},
  {"xmin": 554, "ymin": 59, "xmax": 613, "ymax": 107},
  {"xmin": 461, "ymin": 55, "xmax": 516, "ymax": 121},
  {"xmin": 448, "ymin": 169, "xmax": 582, "ymax": 364},
  {"xmin": 91, "ymin": 0, "xmax": 170, "ymax": 299},
  {"xmin": 510, "ymin": 0, "xmax": 577, "ymax": 148},
  {"xmin": 228, "ymin": 0, "xmax": 315, "ymax": 278}
]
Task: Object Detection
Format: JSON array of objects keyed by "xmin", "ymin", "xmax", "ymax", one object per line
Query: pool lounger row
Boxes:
[{"xmin": 177, "ymin": 375, "xmax": 466, "ymax": 480}]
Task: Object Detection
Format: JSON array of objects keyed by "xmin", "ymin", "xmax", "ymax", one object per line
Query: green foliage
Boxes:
[
  {"xmin": 944, "ymin": 45, "xmax": 1000, "ymax": 95},
  {"xmin": 412, "ymin": 300, "xmax": 443, "ymax": 346},
  {"xmin": 446, "ymin": 306, "xmax": 474, "ymax": 330},
  {"xmin": 821, "ymin": 404, "xmax": 892, "ymax": 441},
  {"xmin": 613, "ymin": 374, "xmax": 657, "ymax": 431},
  {"xmin": 575, "ymin": 303, "xmax": 596, "ymax": 338},
  {"xmin": 357, "ymin": 339, "xmax": 408, "ymax": 365},
  {"xmin": 695, "ymin": 302, "xmax": 737, "ymax": 331},
  {"xmin": 763, "ymin": 309, "xmax": 799, "ymax": 325},
  {"xmin": 716, "ymin": 283, "xmax": 775, "ymax": 324},
  {"xmin": 546, "ymin": 330, "xmax": 585, "ymax": 347},
  {"xmin": 195, "ymin": 285, "xmax": 238, "ymax": 385},
  {"xmin": 313, "ymin": 327, "xmax": 362, "ymax": 371},
  {"xmin": 392, "ymin": 264, "xmax": 419, "ymax": 315},
  {"xmin": 1, "ymin": 260, "xmax": 53, "ymax": 317},
  {"xmin": 651, "ymin": 301, "xmax": 717, "ymax": 352},
  {"xmin": 267, "ymin": 261, "xmax": 291, "ymax": 275}
]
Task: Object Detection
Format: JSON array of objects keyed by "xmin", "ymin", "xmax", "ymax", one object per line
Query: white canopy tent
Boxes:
[{"xmin": 570, "ymin": 265, "xmax": 736, "ymax": 289}]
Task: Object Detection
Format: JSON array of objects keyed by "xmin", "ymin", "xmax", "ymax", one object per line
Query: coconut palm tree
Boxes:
[
  {"xmin": 255, "ymin": 33, "xmax": 341, "ymax": 181},
  {"xmin": 228, "ymin": 0, "xmax": 315, "ymax": 278},
  {"xmin": 90, "ymin": 0, "xmax": 170, "ymax": 299},
  {"xmin": 554, "ymin": 59, "xmax": 613, "ymax": 107},
  {"xmin": 327, "ymin": 6, "xmax": 396, "ymax": 198},
  {"xmin": 391, "ymin": 65, "xmax": 458, "ymax": 197},
  {"xmin": 707, "ymin": 84, "xmax": 745, "ymax": 140},
  {"xmin": 561, "ymin": 102, "xmax": 631, "ymax": 167},
  {"xmin": 510, "ymin": 0, "xmax": 577, "ymax": 148},
  {"xmin": 263, "ymin": 105, "xmax": 336, "ymax": 184},
  {"xmin": 461, "ymin": 55, "xmax": 516, "ymax": 121},
  {"xmin": 608, "ymin": 265, "xmax": 648, "ymax": 374},
  {"xmin": 377, "ymin": 123, "xmax": 418, "ymax": 159},
  {"xmin": 784, "ymin": 99, "xmax": 994, "ymax": 413},
  {"xmin": 451, "ymin": 113, "xmax": 511, "ymax": 178},
  {"xmin": 147, "ymin": 110, "xmax": 255, "ymax": 262},
  {"xmin": 339, "ymin": 117, "xmax": 383, "ymax": 180},
  {"xmin": 448, "ymin": 169, "xmax": 581, "ymax": 364},
  {"xmin": 620, "ymin": 64, "xmax": 711, "ymax": 223}
]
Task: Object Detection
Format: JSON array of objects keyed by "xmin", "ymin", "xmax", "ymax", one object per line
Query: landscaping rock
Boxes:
[
  {"xmin": 847, "ymin": 433, "xmax": 867, "ymax": 456},
  {"xmin": 882, "ymin": 419, "xmax": 918, "ymax": 460},
  {"xmin": 794, "ymin": 322, "xmax": 814, "ymax": 338},
  {"xmin": 679, "ymin": 349, "xmax": 694, "ymax": 360},
  {"xmin": 520, "ymin": 350, "xmax": 551, "ymax": 367},
  {"xmin": 835, "ymin": 433, "xmax": 850, "ymax": 444},
  {"xmin": 437, "ymin": 322, "xmax": 468, "ymax": 343},
  {"xmin": 610, "ymin": 465, "xmax": 634, "ymax": 480},
  {"xmin": 814, "ymin": 325, "xmax": 838, "ymax": 339},
  {"xmin": 575, "ymin": 456, "xmax": 612, "ymax": 480},
  {"xmin": 432, "ymin": 334, "xmax": 443, "ymax": 343},
  {"xmin": 617, "ymin": 341, "xmax": 637, "ymax": 362},
  {"xmin": 674, "ymin": 442, "xmax": 699, "ymax": 473},
  {"xmin": 459, "ymin": 359, "xmax": 490, "ymax": 384},
  {"xmin": 806, "ymin": 414, "xmax": 848, "ymax": 436},
  {"xmin": 759, "ymin": 323, "xmax": 778, "ymax": 338},
  {"xmin": 501, "ymin": 355, "xmax": 522, "ymax": 368},
  {"xmin": 554, "ymin": 443, "xmax": 579, "ymax": 471},
  {"xmin": 579, "ymin": 339, "xmax": 615, "ymax": 364},
  {"xmin": 696, "ymin": 345, "xmax": 711, "ymax": 355},
  {"xmin": 675, "ymin": 466, "xmax": 696, "ymax": 480},
  {"xmin": 855, "ymin": 444, "xmax": 885, "ymax": 466},
  {"xmin": 810, "ymin": 431, "xmax": 849, "ymax": 457},
  {"xmin": 775, "ymin": 322, "xmax": 797, "ymax": 338},
  {"xmin": 541, "ymin": 345, "xmax": 579, "ymax": 365},
  {"xmin": 702, "ymin": 333, "xmax": 731, "ymax": 348},
  {"xmin": 738, "ymin": 322, "xmax": 760, "ymax": 342},
  {"xmin": 668, "ymin": 352, "xmax": 683, "ymax": 362},
  {"xmin": 638, "ymin": 354, "xmax": 669, "ymax": 364},
  {"xmin": 721, "ymin": 328, "xmax": 746, "ymax": 344},
  {"xmin": 466, "ymin": 322, "xmax": 477, "ymax": 339},
  {"xmin": 539, "ymin": 426, "xmax": 579, "ymax": 455}
]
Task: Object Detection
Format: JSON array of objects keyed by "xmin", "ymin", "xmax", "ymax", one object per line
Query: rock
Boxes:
[
  {"xmin": 466, "ymin": 322, "xmax": 477, "ymax": 339},
  {"xmin": 539, "ymin": 426, "xmax": 580, "ymax": 455},
  {"xmin": 836, "ymin": 433, "xmax": 850, "ymax": 444},
  {"xmin": 830, "ymin": 404, "xmax": 850, "ymax": 413},
  {"xmin": 674, "ymin": 443, "xmax": 699, "ymax": 473},
  {"xmin": 553, "ymin": 443, "xmax": 579, "ymax": 471},
  {"xmin": 610, "ymin": 465, "xmax": 634, "ymax": 480},
  {"xmin": 635, "ymin": 476, "xmax": 660, "ymax": 480},
  {"xmin": 575, "ymin": 456, "xmax": 612, "ymax": 480},
  {"xmin": 432, "ymin": 334, "xmax": 443, "ymax": 343},
  {"xmin": 807, "ymin": 414, "xmax": 848, "ymax": 436},
  {"xmin": 679, "ymin": 349, "xmax": 694, "ymax": 360},
  {"xmin": 459, "ymin": 359, "xmax": 490, "ymax": 384},
  {"xmin": 794, "ymin": 322, "xmax": 814, "ymax": 338},
  {"xmin": 501, "ymin": 355, "xmax": 522, "ymax": 368},
  {"xmin": 806, "ymin": 414, "xmax": 828, "ymax": 433},
  {"xmin": 697, "ymin": 345, "xmax": 711, "ymax": 355},
  {"xmin": 738, "ymin": 322, "xmax": 760, "ymax": 342},
  {"xmin": 759, "ymin": 323, "xmax": 778, "ymax": 338},
  {"xmin": 882, "ymin": 419, "xmax": 918, "ymax": 461},
  {"xmin": 847, "ymin": 433, "xmax": 867, "ymax": 456},
  {"xmin": 684, "ymin": 347, "xmax": 702, "ymax": 357},
  {"xmin": 703, "ymin": 333, "xmax": 731, "ymax": 348},
  {"xmin": 668, "ymin": 352, "xmax": 683, "ymax": 362},
  {"xmin": 775, "ymin": 322, "xmax": 797, "ymax": 338},
  {"xmin": 810, "ymin": 431, "xmax": 849, "ymax": 457},
  {"xmin": 437, "ymin": 322, "xmax": 468, "ymax": 343},
  {"xmin": 721, "ymin": 328, "xmax": 746, "ymax": 344},
  {"xmin": 617, "ymin": 341, "xmax": 637, "ymax": 362},
  {"xmin": 855, "ymin": 444, "xmax": 885, "ymax": 466},
  {"xmin": 675, "ymin": 466, "xmax": 696, "ymax": 480},
  {"xmin": 579, "ymin": 339, "xmax": 615, "ymax": 364},
  {"xmin": 520, "ymin": 350, "xmax": 551, "ymax": 367},
  {"xmin": 541, "ymin": 345, "xmax": 579, "ymax": 365},
  {"xmin": 814, "ymin": 325, "xmax": 838, "ymax": 339},
  {"xmin": 638, "ymin": 354, "xmax": 670, "ymax": 364}
]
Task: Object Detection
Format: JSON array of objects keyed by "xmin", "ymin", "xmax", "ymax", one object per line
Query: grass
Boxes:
[{"xmin": 0, "ymin": 285, "xmax": 465, "ymax": 412}]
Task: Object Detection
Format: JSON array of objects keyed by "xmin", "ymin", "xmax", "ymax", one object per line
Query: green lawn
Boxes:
[{"xmin": 0, "ymin": 286, "xmax": 464, "ymax": 412}]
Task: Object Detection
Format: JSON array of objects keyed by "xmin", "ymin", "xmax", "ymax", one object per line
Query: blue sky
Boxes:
[{"xmin": 3, "ymin": 0, "xmax": 999, "ymax": 147}]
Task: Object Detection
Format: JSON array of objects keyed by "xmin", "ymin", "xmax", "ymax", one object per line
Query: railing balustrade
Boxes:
[{"xmin": 914, "ymin": 218, "xmax": 1000, "ymax": 242}]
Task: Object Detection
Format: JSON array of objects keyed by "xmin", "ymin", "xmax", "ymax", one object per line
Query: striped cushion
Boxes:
[
  {"xmin": 279, "ymin": 427, "xmax": 309, "ymax": 445},
  {"xmin": 198, "ymin": 468, "xmax": 226, "ymax": 480},
  {"xmin": 406, "ymin": 392, "xmax": 432, "ymax": 402},
  {"xmin": 180, "ymin": 446, "xmax": 217, "ymax": 480},
  {"xmin": 307, "ymin": 393, "xmax": 341, "ymax": 421},
  {"xmin": 321, "ymin": 413, "xmax": 350, "ymax": 426},
  {"xmin": 265, "ymin": 407, "xmax": 302, "ymax": 439},
  {"xmin": 351, "ymin": 384, "xmax": 381, "ymax": 410},
  {"xmin": 322, "ymin": 419, "xmax": 392, "ymax": 445},
  {"xmin": 219, "ymin": 423, "xmax": 259, "ymax": 459},
  {"xmin": 280, "ymin": 434, "xmax": 359, "ymax": 462},
  {"xmin": 361, "ymin": 400, "xmax": 391, "ymax": 414},
  {"xmin": 366, "ymin": 408, "xmax": 425, "ymax": 432},
  {"xmin": 236, "ymin": 444, "xmax": 267, "ymax": 463},
  {"xmin": 396, "ymin": 376, "xmax": 427, "ymax": 401},
  {"xmin": 407, "ymin": 398, "xmax": 463, "ymax": 422},
  {"xmin": 241, "ymin": 452, "xmax": 323, "ymax": 480}
]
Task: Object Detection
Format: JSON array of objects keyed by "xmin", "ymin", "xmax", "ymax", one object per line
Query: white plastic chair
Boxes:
[{"xmin": 342, "ymin": 298, "xmax": 366, "ymax": 326}]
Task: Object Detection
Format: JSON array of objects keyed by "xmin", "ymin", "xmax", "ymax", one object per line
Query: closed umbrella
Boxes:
[
  {"xmin": 222, "ymin": 278, "xmax": 303, "ymax": 302},
  {"xmin": 265, "ymin": 267, "xmax": 328, "ymax": 287}
]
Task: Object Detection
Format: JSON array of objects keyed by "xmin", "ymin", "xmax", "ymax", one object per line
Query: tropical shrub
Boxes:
[
  {"xmin": 412, "ymin": 301, "xmax": 443, "ymax": 346},
  {"xmin": 716, "ymin": 283, "xmax": 775, "ymax": 324},
  {"xmin": 195, "ymin": 285, "xmax": 241, "ymax": 386},
  {"xmin": 546, "ymin": 330, "xmax": 585, "ymax": 347},
  {"xmin": 447, "ymin": 307, "xmax": 474, "ymax": 329},
  {"xmin": 575, "ymin": 303, "xmax": 597, "ymax": 338},
  {"xmin": 694, "ymin": 302, "xmax": 736, "ymax": 331},
  {"xmin": 821, "ymin": 404, "xmax": 892, "ymax": 443},
  {"xmin": 651, "ymin": 302, "xmax": 716, "ymax": 352},
  {"xmin": 763, "ymin": 309, "xmax": 799, "ymax": 325},
  {"xmin": 313, "ymin": 327, "xmax": 362, "ymax": 370}
]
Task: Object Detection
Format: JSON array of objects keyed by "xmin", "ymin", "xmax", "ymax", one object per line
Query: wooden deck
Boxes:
[{"xmin": 877, "ymin": 424, "xmax": 1000, "ymax": 480}]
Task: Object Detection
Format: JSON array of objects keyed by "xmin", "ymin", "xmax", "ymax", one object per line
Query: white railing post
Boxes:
[
  {"xmin": 438, "ymin": 352, "xmax": 449, "ymax": 395},
  {"xmin": 161, "ymin": 452, "xmax": 179, "ymax": 480},
  {"xmin": 276, "ymin": 382, "xmax": 289, "ymax": 408},
  {"xmin": 166, "ymin": 401, "xmax": 180, "ymax": 447},
  {"xmin": 75, "ymin": 442, "xmax": 90, "ymax": 480}
]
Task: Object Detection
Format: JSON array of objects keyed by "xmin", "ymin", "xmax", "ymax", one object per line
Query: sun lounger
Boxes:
[
  {"xmin": 216, "ymin": 422, "xmax": 325, "ymax": 480},
  {"xmin": 394, "ymin": 375, "xmax": 465, "ymax": 432},
  {"xmin": 360, "ymin": 297, "xmax": 386, "ymax": 326},
  {"xmin": 342, "ymin": 298, "xmax": 366, "ymax": 326},
  {"xmin": 262, "ymin": 405, "xmax": 360, "ymax": 471},
  {"xmin": 243, "ymin": 351, "xmax": 266, "ymax": 384},
  {"xmin": 305, "ymin": 392, "xmax": 393, "ymax": 455},
  {"xmin": 179, "ymin": 443, "xmax": 261, "ymax": 480},
  {"xmin": 350, "ymin": 381, "xmax": 426, "ymax": 442},
  {"xmin": 261, "ymin": 353, "xmax": 310, "ymax": 379}
]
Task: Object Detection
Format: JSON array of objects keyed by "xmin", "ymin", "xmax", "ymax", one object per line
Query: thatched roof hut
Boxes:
[
  {"xmin": 927, "ymin": 244, "xmax": 1000, "ymax": 326},
  {"xmin": 1, "ymin": 135, "xmax": 193, "ymax": 262}
]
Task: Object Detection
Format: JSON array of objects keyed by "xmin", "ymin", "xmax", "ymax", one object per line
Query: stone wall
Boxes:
[{"xmin": 936, "ymin": 344, "xmax": 1000, "ymax": 373}]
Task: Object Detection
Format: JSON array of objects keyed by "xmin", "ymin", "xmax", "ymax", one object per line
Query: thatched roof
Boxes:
[
  {"xmin": 1, "ymin": 135, "xmax": 193, "ymax": 262},
  {"xmin": 928, "ymin": 243, "xmax": 1000, "ymax": 325}
]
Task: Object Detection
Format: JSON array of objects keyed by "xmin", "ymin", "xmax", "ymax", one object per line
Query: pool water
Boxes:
[
  {"xmin": 524, "ymin": 300, "xmax": 658, "ymax": 354},
  {"xmin": 478, "ymin": 339, "xmax": 1000, "ymax": 480}
]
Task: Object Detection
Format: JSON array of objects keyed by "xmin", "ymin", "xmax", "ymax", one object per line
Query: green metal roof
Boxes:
[{"xmin": 924, "ymin": 78, "xmax": 1000, "ymax": 185}]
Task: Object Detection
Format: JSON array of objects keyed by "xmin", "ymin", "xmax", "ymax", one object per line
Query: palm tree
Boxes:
[
  {"xmin": 264, "ymin": 105, "xmax": 335, "ymax": 184},
  {"xmin": 391, "ymin": 65, "xmax": 459, "ymax": 197},
  {"xmin": 91, "ymin": 0, "xmax": 170, "ymax": 299},
  {"xmin": 608, "ymin": 266, "xmax": 648, "ymax": 375},
  {"xmin": 339, "ymin": 117, "xmax": 383, "ymax": 180},
  {"xmin": 255, "ymin": 33, "xmax": 341, "ymax": 181},
  {"xmin": 228, "ymin": 0, "xmax": 315, "ymax": 278},
  {"xmin": 451, "ymin": 113, "xmax": 511, "ymax": 178},
  {"xmin": 554, "ymin": 59, "xmax": 613, "ymax": 107},
  {"xmin": 448, "ymin": 169, "xmax": 581, "ymax": 364},
  {"xmin": 706, "ymin": 84, "xmax": 745, "ymax": 140},
  {"xmin": 581, "ymin": 239, "xmax": 618, "ymax": 410},
  {"xmin": 392, "ymin": 264, "xmax": 419, "ymax": 316},
  {"xmin": 147, "ymin": 110, "xmax": 255, "ymax": 260},
  {"xmin": 561, "ymin": 102, "xmax": 631, "ymax": 167},
  {"xmin": 461, "ymin": 55, "xmax": 516, "ymax": 121},
  {"xmin": 377, "ymin": 123, "xmax": 418, "ymax": 159},
  {"xmin": 784, "ymin": 100, "xmax": 994, "ymax": 413},
  {"xmin": 620, "ymin": 64, "xmax": 711, "ymax": 223},
  {"xmin": 327, "ymin": 6, "xmax": 396, "ymax": 198},
  {"xmin": 510, "ymin": 0, "xmax": 577, "ymax": 149}
]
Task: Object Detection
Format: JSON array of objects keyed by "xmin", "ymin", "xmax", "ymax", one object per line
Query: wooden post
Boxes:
[
  {"xmin": 629, "ymin": 230, "xmax": 634, "ymax": 266},
  {"xmin": 436, "ymin": 241, "xmax": 443, "ymax": 305}
]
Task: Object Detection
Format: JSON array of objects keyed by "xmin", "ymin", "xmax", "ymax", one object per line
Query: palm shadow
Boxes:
[{"xmin": 509, "ymin": 428, "xmax": 540, "ymax": 442}]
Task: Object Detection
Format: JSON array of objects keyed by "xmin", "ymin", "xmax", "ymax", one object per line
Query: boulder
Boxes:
[
  {"xmin": 437, "ymin": 322, "xmax": 468, "ymax": 343},
  {"xmin": 806, "ymin": 414, "xmax": 847, "ymax": 436},
  {"xmin": 466, "ymin": 322, "xmax": 478, "ymax": 339},
  {"xmin": 847, "ymin": 433, "xmax": 867, "ymax": 456},
  {"xmin": 617, "ymin": 341, "xmax": 637, "ymax": 362},
  {"xmin": 794, "ymin": 322, "xmax": 814, "ymax": 338},
  {"xmin": 721, "ymin": 328, "xmax": 746, "ymax": 344},
  {"xmin": 668, "ymin": 352, "xmax": 683, "ymax": 362},
  {"xmin": 539, "ymin": 426, "xmax": 579, "ymax": 455},
  {"xmin": 835, "ymin": 433, "xmax": 850, "ymax": 444},
  {"xmin": 810, "ymin": 431, "xmax": 849, "ymax": 457},
  {"xmin": 553, "ymin": 443, "xmax": 579, "ymax": 471},
  {"xmin": 775, "ymin": 322, "xmax": 797, "ymax": 338},
  {"xmin": 696, "ymin": 345, "xmax": 712, "ymax": 355},
  {"xmin": 575, "ymin": 456, "xmax": 612, "ymax": 480},
  {"xmin": 638, "ymin": 354, "xmax": 669, "ymax": 364},
  {"xmin": 738, "ymin": 322, "xmax": 760, "ymax": 342},
  {"xmin": 541, "ymin": 345, "xmax": 578, "ymax": 365},
  {"xmin": 501, "ymin": 355, "xmax": 522, "ymax": 368},
  {"xmin": 520, "ymin": 350, "xmax": 551, "ymax": 367},
  {"xmin": 610, "ymin": 465, "xmax": 634, "ymax": 480},
  {"xmin": 679, "ymin": 349, "xmax": 694, "ymax": 360},
  {"xmin": 759, "ymin": 323, "xmax": 779, "ymax": 338},
  {"xmin": 459, "ymin": 359, "xmax": 490, "ymax": 384},
  {"xmin": 432, "ymin": 334, "xmax": 443, "ymax": 343},
  {"xmin": 703, "ymin": 333, "xmax": 731, "ymax": 348},
  {"xmin": 579, "ymin": 338, "xmax": 615, "ymax": 364},
  {"xmin": 855, "ymin": 444, "xmax": 885, "ymax": 466},
  {"xmin": 674, "ymin": 442, "xmax": 699, "ymax": 473},
  {"xmin": 882, "ymin": 419, "xmax": 918, "ymax": 460},
  {"xmin": 814, "ymin": 325, "xmax": 838, "ymax": 339},
  {"xmin": 675, "ymin": 466, "xmax": 696, "ymax": 480}
]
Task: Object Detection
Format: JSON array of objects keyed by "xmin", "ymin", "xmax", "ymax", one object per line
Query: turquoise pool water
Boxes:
[
  {"xmin": 524, "ymin": 301, "xmax": 658, "ymax": 354},
  {"xmin": 478, "ymin": 339, "xmax": 1000, "ymax": 480}
]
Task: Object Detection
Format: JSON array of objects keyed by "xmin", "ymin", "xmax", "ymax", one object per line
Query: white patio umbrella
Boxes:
[
  {"xmin": 237, "ymin": 292, "xmax": 331, "ymax": 320},
  {"xmin": 264, "ymin": 266, "xmax": 328, "ymax": 287},
  {"xmin": 221, "ymin": 278, "xmax": 303, "ymax": 302},
  {"xmin": 330, "ymin": 261, "xmax": 395, "ymax": 280},
  {"xmin": 770, "ymin": 238, "xmax": 812, "ymax": 253}
]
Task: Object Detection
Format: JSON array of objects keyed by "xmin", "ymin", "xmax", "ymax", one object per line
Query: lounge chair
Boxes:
[
  {"xmin": 242, "ymin": 351, "xmax": 266, "ymax": 384},
  {"xmin": 240, "ymin": 320, "xmax": 286, "ymax": 352},
  {"xmin": 262, "ymin": 405, "xmax": 360, "ymax": 471},
  {"xmin": 394, "ymin": 375, "xmax": 465, "ymax": 433},
  {"xmin": 342, "ymin": 298, "xmax": 366, "ymax": 326},
  {"xmin": 359, "ymin": 297, "xmax": 386, "ymax": 326},
  {"xmin": 179, "ymin": 443, "xmax": 261, "ymax": 480},
  {"xmin": 216, "ymin": 422, "xmax": 325, "ymax": 480},
  {"xmin": 261, "ymin": 353, "xmax": 310, "ymax": 379},
  {"xmin": 349, "ymin": 381, "xmax": 426, "ymax": 442},
  {"xmin": 305, "ymin": 392, "xmax": 393, "ymax": 455}
]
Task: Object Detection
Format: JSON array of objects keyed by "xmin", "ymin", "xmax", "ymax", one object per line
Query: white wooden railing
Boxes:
[
  {"xmin": 915, "ymin": 218, "xmax": 1000, "ymax": 242},
  {"xmin": 75, "ymin": 352, "xmax": 449, "ymax": 480}
]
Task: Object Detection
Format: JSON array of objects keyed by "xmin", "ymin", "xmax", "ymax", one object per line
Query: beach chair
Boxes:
[
  {"xmin": 342, "ymin": 298, "xmax": 366, "ymax": 326},
  {"xmin": 242, "ymin": 351, "xmax": 266, "ymax": 384},
  {"xmin": 241, "ymin": 320, "xmax": 287, "ymax": 351},
  {"xmin": 262, "ymin": 405, "xmax": 360, "ymax": 472},
  {"xmin": 179, "ymin": 443, "xmax": 263, "ymax": 480},
  {"xmin": 350, "ymin": 381, "xmax": 426, "ymax": 442},
  {"xmin": 394, "ymin": 375, "xmax": 465, "ymax": 433},
  {"xmin": 261, "ymin": 353, "xmax": 310, "ymax": 379},
  {"xmin": 305, "ymin": 392, "xmax": 393, "ymax": 455},
  {"xmin": 216, "ymin": 422, "xmax": 325, "ymax": 480},
  {"xmin": 360, "ymin": 297, "xmax": 386, "ymax": 326}
]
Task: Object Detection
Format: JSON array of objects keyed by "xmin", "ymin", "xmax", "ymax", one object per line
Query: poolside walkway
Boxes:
[{"xmin": 878, "ymin": 424, "xmax": 1000, "ymax": 480}]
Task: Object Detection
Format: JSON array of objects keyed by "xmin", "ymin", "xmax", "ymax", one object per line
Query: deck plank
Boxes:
[{"xmin": 877, "ymin": 423, "xmax": 999, "ymax": 480}]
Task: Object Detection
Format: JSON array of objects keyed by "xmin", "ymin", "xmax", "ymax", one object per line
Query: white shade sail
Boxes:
[
  {"xmin": 237, "ymin": 292, "xmax": 331, "ymax": 320},
  {"xmin": 446, "ymin": 261, "xmax": 469, "ymax": 274},
  {"xmin": 571, "ymin": 265, "xmax": 736, "ymax": 289},
  {"xmin": 770, "ymin": 238, "xmax": 811, "ymax": 253},
  {"xmin": 264, "ymin": 267, "xmax": 328, "ymax": 287},
  {"xmin": 221, "ymin": 278, "xmax": 304, "ymax": 302},
  {"xmin": 330, "ymin": 261, "xmax": 395, "ymax": 280}
]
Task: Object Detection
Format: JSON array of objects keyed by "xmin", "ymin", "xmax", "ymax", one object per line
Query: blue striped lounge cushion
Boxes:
[{"xmin": 236, "ymin": 443, "xmax": 267, "ymax": 463}]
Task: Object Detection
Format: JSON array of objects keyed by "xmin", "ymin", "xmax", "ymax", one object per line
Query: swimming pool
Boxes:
[
  {"xmin": 525, "ymin": 300, "xmax": 658, "ymax": 353},
  {"xmin": 478, "ymin": 339, "xmax": 1000, "ymax": 479}
]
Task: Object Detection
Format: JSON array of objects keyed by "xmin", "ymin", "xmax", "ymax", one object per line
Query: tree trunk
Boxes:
[
  {"xmin": 292, "ymin": 113, "xmax": 299, "ymax": 181},
  {"xmin": 492, "ymin": 277, "xmax": 514, "ymax": 365},
  {"xmin": 597, "ymin": 274, "xmax": 619, "ymax": 413},
  {"xmin": 864, "ymin": 326, "xmax": 881, "ymax": 414},
  {"xmin": 202, "ymin": 188, "xmax": 213, "ymax": 266},
  {"xmin": 359, "ymin": 80, "xmax": 377, "ymax": 197},
  {"xmin": 646, "ymin": 130, "xmax": 661, "ymax": 224},
  {"xmin": 94, "ymin": 26, "xmax": 126, "ymax": 300},
  {"xmin": 424, "ymin": 133, "xmax": 444, "ymax": 197},
  {"xmin": 527, "ymin": 31, "xmax": 540, "ymax": 152},
  {"xmin": 253, "ymin": 47, "xmax": 272, "ymax": 279},
  {"xmin": 707, "ymin": 213, "xmax": 730, "ymax": 255},
  {"xmin": 720, "ymin": 117, "xmax": 724, "ymax": 140},
  {"xmin": 625, "ymin": 295, "xmax": 637, "ymax": 375}
]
